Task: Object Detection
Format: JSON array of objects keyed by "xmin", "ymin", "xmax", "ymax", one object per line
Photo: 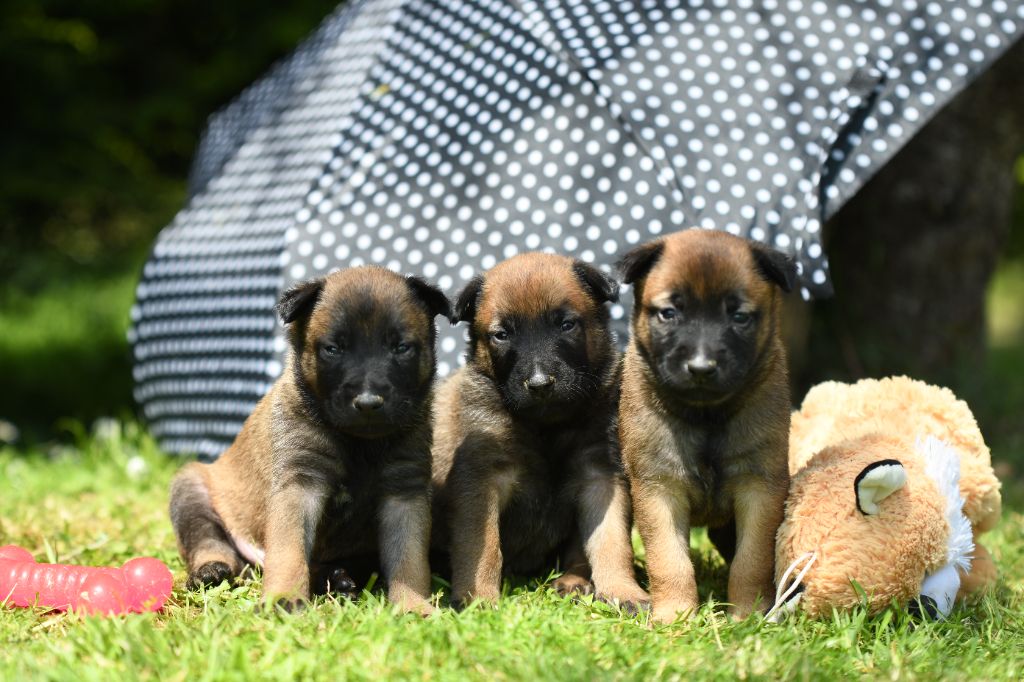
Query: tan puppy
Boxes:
[
  {"xmin": 617, "ymin": 230, "xmax": 795, "ymax": 622},
  {"xmin": 169, "ymin": 266, "xmax": 451, "ymax": 613},
  {"xmin": 432, "ymin": 253, "xmax": 649, "ymax": 610}
]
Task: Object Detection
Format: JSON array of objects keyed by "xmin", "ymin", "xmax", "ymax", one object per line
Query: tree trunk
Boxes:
[{"xmin": 789, "ymin": 40, "xmax": 1024, "ymax": 394}]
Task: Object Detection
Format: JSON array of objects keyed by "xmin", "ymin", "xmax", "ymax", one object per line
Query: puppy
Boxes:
[
  {"xmin": 617, "ymin": 229, "xmax": 796, "ymax": 622},
  {"xmin": 432, "ymin": 253, "xmax": 649, "ymax": 610},
  {"xmin": 169, "ymin": 266, "xmax": 451, "ymax": 613}
]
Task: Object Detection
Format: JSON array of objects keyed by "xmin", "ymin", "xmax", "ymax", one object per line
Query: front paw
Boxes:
[
  {"xmin": 451, "ymin": 587, "xmax": 500, "ymax": 611},
  {"xmin": 186, "ymin": 561, "xmax": 236, "ymax": 590},
  {"xmin": 319, "ymin": 566, "xmax": 359, "ymax": 600},
  {"xmin": 552, "ymin": 574, "xmax": 594, "ymax": 598},
  {"xmin": 396, "ymin": 596, "xmax": 436, "ymax": 617},
  {"xmin": 256, "ymin": 594, "xmax": 308, "ymax": 614},
  {"xmin": 596, "ymin": 584, "xmax": 651, "ymax": 615},
  {"xmin": 726, "ymin": 600, "xmax": 767, "ymax": 621},
  {"xmin": 652, "ymin": 598, "xmax": 698, "ymax": 624}
]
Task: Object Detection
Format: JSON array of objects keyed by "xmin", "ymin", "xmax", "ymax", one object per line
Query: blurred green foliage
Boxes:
[
  {"xmin": 0, "ymin": 0, "xmax": 338, "ymax": 435},
  {"xmin": 0, "ymin": 0, "xmax": 337, "ymax": 284}
]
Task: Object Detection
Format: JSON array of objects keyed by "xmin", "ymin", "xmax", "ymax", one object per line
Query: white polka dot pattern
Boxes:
[
  {"xmin": 286, "ymin": 0, "xmax": 1024, "ymax": 380},
  {"xmin": 133, "ymin": 0, "xmax": 1024, "ymax": 456},
  {"xmin": 130, "ymin": 0, "xmax": 405, "ymax": 457}
]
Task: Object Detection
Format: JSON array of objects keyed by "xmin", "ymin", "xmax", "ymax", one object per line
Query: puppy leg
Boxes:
[
  {"xmin": 169, "ymin": 463, "xmax": 244, "ymax": 589},
  {"xmin": 552, "ymin": 533, "xmax": 593, "ymax": 597},
  {"xmin": 632, "ymin": 481, "xmax": 698, "ymax": 623},
  {"xmin": 379, "ymin": 493, "xmax": 434, "ymax": 615},
  {"xmin": 578, "ymin": 473, "xmax": 649, "ymax": 610},
  {"xmin": 449, "ymin": 480, "xmax": 504, "ymax": 607},
  {"xmin": 262, "ymin": 481, "xmax": 328, "ymax": 609},
  {"xmin": 728, "ymin": 480, "xmax": 787, "ymax": 619},
  {"xmin": 310, "ymin": 563, "xmax": 358, "ymax": 599}
]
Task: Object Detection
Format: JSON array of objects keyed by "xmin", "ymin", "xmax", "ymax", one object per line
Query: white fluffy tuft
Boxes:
[{"xmin": 918, "ymin": 435, "xmax": 974, "ymax": 573}]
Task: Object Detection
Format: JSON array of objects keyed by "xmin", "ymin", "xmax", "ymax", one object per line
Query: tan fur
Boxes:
[
  {"xmin": 632, "ymin": 233, "xmax": 781, "ymax": 368},
  {"xmin": 619, "ymin": 230, "xmax": 791, "ymax": 622},
  {"xmin": 776, "ymin": 434, "xmax": 949, "ymax": 615},
  {"xmin": 469, "ymin": 253, "xmax": 610, "ymax": 374},
  {"xmin": 553, "ymin": 534, "xmax": 595, "ymax": 596},
  {"xmin": 727, "ymin": 478, "xmax": 787, "ymax": 613},
  {"xmin": 169, "ymin": 267, "xmax": 438, "ymax": 613},
  {"xmin": 298, "ymin": 272, "xmax": 437, "ymax": 395},
  {"xmin": 379, "ymin": 495, "xmax": 433, "ymax": 614},
  {"xmin": 432, "ymin": 369, "xmax": 512, "ymax": 603},
  {"xmin": 780, "ymin": 376, "xmax": 1003, "ymax": 614},
  {"xmin": 576, "ymin": 472, "xmax": 644, "ymax": 600},
  {"xmin": 432, "ymin": 253, "xmax": 648, "ymax": 608},
  {"xmin": 789, "ymin": 376, "xmax": 1001, "ymax": 533},
  {"xmin": 630, "ymin": 480, "xmax": 700, "ymax": 619}
]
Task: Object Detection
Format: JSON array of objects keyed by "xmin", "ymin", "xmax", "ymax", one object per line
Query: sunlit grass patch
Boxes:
[{"xmin": 1, "ymin": 423, "xmax": 1023, "ymax": 680}]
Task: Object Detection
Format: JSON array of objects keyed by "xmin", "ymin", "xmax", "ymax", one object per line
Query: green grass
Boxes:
[{"xmin": 2, "ymin": 422, "xmax": 1024, "ymax": 681}]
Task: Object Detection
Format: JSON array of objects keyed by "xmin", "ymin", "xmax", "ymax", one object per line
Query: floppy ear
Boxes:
[
  {"xmin": 854, "ymin": 459, "xmax": 906, "ymax": 515},
  {"xmin": 454, "ymin": 275, "xmax": 485, "ymax": 324},
  {"xmin": 572, "ymin": 260, "xmax": 619, "ymax": 304},
  {"xmin": 277, "ymin": 278, "xmax": 325, "ymax": 325},
  {"xmin": 617, "ymin": 239, "xmax": 665, "ymax": 285},
  {"xmin": 750, "ymin": 244, "xmax": 797, "ymax": 293},
  {"xmin": 405, "ymin": 275, "xmax": 453, "ymax": 322}
]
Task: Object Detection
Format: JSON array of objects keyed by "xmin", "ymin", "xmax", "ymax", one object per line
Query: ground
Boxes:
[{"xmin": 1, "ymin": 420, "xmax": 1023, "ymax": 681}]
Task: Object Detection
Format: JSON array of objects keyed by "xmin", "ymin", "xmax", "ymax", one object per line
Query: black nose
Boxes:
[
  {"xmin": 525, "ymin": 373, "xmax": 555, "ymax": 393},
  {"xmin": 686, "ymin": 357, "xmax": 718, "ymax": 382},
  {"xmin": 352, "ymin": 393, "xmax": 385, "ymax": 412}
]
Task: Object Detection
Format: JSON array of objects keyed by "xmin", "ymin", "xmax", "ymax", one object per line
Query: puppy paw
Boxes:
[
  {"xmin": 617, "ymin": 599, "xmax": 651, "ymax": 617},
  {"xmin": 321, "ymin": 566, "xmax": 359, "ymax": 600},
  {"xmin": 726, "ymin": 602, "xmax": 765, "ymax": 621},
  {"xmin": 597, "ymin": 585, "xmax": 651, "ymax": 615},
  {"xmin": 652, "ymin": 599, "xmax": 698, "ymax": 624},
  {"xmin": 398, "ymin": 597, "xmax": 436, "ymax": 617},
  {"xmin": 450, "ymin": 590, "xmax": 499, "ymax": 611},
  {"xmin": 186, "ymin": 561, "xmax": 235, "ymax": 590},
  {"xmin": 552, "ymin": 574, "xmax": 594, "ymax": 598},
  {"xmin": 259, "ymin": 595, "xmax": 307, "ymax": 614}
]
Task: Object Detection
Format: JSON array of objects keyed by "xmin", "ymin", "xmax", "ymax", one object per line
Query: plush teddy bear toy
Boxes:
[{"xmin": 770, "ymin": 376, "xmax": 1001, "ymax": 620}]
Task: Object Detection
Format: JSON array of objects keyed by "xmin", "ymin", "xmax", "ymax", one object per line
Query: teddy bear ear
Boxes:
[{"xmin": 854, "ymin": 459, "xmax": 907, "ymax": 515}]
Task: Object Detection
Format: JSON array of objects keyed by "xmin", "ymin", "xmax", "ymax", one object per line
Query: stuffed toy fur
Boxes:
[{"xmin": 771, "ymin": 377, "xmax": 1001, "ymax": 619}]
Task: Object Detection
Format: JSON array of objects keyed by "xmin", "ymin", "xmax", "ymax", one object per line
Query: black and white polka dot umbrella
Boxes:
[{"xmin": 131, "ymin": 0, "xmax": 1023, "ymax": 458}]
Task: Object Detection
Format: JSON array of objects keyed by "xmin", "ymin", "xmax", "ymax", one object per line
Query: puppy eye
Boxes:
[
  {"xmin": 657, "ymin": 308, "xmax": 677, "ymax": 322},
  {"xmin": 321, "ymin": 344, "xmax": 341, "ymax": 357},
  {"xmin": 394, "ymin": 342, "xmax": 412, "ymax": 355},
  {"xmin": 731, "ymin": 312, "xmax": 752, "ymax": 324},
  {"xmin": 491, "ymin": 330, "xmax": 509, "ymax": 342},
  {"xmin": 559, "ymin": 319, "xmax": 577, "ymax": 332}
]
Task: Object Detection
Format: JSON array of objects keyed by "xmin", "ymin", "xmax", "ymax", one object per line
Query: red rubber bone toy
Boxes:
[{"xmin": 0, "ymin": 545, "xmax": 172, "ymax": 615}]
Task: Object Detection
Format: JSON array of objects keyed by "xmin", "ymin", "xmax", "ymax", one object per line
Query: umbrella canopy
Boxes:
[{"xmin": 131, "ymin": 0, "xmax": 1023, "ymax": 458}]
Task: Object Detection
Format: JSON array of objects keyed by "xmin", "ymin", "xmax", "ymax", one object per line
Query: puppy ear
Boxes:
[
  {"xmin": 454, "ymin": 275, "xmax": 485, "ymax": 324},
  {"xmin": 405, "ymin": 275, "xmax": 453, "ymax": 322},
  {"xmin": 751, "ymin": 244, "xmax": 797, "ymax": 293},
  {"xmin": 572, "ymin": 260, "xmax": 619, "ymax": 304},
  {"xmin": 617, "ymin": 240, "xmax": 665, "ymax": 285},
  {"xmin": 277, "ymin": 278, "xmax": 324, "ymax": 324}
]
